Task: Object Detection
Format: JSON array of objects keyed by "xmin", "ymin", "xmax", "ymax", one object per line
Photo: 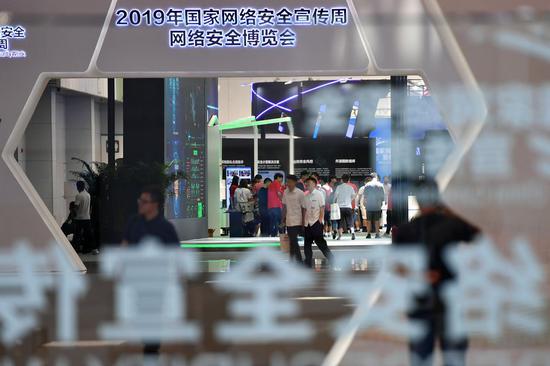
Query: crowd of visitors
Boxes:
[{"xmin": 230, "ymin": 170, "xmax": 392, "ymax": 241}]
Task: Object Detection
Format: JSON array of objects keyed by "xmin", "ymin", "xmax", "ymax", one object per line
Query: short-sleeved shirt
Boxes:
[
  {"xmin": 303, "ymin": 189, "xmax": 325, "ymax": 227},
  {"xmin": 257, "ymin": 187, "xmax": 269, "ymax": 213},
  {"xmin": 282, "ymin": 188, "xmax": 305, "ymax": 227},
  {"xmin": 253, "ymin": 182, "xmax": 264, "ymax": 194},
  {"xmin": 335, "ymin": 183, "xmax": 356, "ymax": 208},
  {"xmin": 364, "ymin": 181, "xmax": 385, "ymax": 211},
  {"xmin": 268, "ymin": 180, "xmax": 283, "ymax": 209},
  {"xmin": 74, "ymin": 190, "xmax": 91, "ymax": 220},
  {"xmin": 123, "ymin": 214, "xmax": 179, "ymax": 245},
  {"xmin": 235, "ymin": 187, "xmax": 253, "ymax": 203},
  {"xmin": 322, "ymin": 184, "xmax": 333, "ymax": 210},
  {"xmin": 347, "ymin": 182, "xmax": 358, "ymax": 209}
]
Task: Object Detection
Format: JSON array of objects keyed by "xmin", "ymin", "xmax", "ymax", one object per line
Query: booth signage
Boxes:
[
  {"xmin": 98, "ymin": 0, "xmax": 368, "ymax": 73},
  {"xmin": 0, "ymin": 25, "xmax": 26, "ymax": 58},
  {"xmin": 114, "ymin": 6, "xmax": 349, "ymax": 49}
]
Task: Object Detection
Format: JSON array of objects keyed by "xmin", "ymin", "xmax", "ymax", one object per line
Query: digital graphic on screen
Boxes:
[
  {"xmin": 345, "ymin": 100, "xmax": 360, "ymax": 138},
  {"xmin": 312, "ymin": 104, "xmax": 327, "ymax": 139},
  {"xmin": 165, "ymin": 78, "xmax": 207, "ymax": 219}
]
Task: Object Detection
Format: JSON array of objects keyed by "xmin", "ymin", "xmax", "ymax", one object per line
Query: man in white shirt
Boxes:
[
  {"xmin": 282, "ymin": 175, "xmax": 305, "ymax": 263},
  {"xmin": 364, "ymin": 173, "xmax": 386, "ymax": 238},
  {"xmin": 322, "ymin": 176, "xmax": 336, "ymax": 237},
  {"xmin": 235, "ymin": 180, "xmax": 255, "ymax": 236},
  {"xmin": 303, "ymin": 177, "xmax": 333, "ymax": 268},
  {"xmin": 334, "ymin": 174, "xmax": 357, "ymax": 240},
  {"xmin": 74, "ymin": 181, "xmax": 95, "ymax": 254},
  {"xmin": 355, "ymin": 176, "xmax": 370, "ymax": 232}
]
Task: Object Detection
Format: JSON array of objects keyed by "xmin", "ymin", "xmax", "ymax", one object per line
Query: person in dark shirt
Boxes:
[
  {"xmin": 122, "ymin": 185, "xmax": 179, "ymax": 246},
  {"xmin": 394, "ymin": 179, "xmax": 479, "ymax": 366},
  {"xmin": 296, "ymin": 170, "xmax": 309, "ymax": 191},
  {"xmin": 121, "ymin": 185, "xmax": 180, "ymax": 356},
  {"xmin": 229, "ymin": 175, "xmax": 239, "ymax": 210}
]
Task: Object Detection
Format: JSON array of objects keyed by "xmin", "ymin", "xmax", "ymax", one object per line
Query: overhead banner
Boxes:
[{"xmin": 97, "ymin": 0, "xmax": 369, "ymax": 73}]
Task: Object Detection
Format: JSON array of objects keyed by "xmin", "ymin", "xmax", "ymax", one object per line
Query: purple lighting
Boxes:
[
  {"xmin": 254, "ymin": 79, "xmax": 348, "ymax": 120},
  {"xmin": 251, "ymin": 87, "xmax": 292, "ymax": 113}
]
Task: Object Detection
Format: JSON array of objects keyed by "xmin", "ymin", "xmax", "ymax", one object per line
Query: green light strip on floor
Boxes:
[{"xmin": 180, "ymin": 242, "xmax": 280, "ymax": 249}]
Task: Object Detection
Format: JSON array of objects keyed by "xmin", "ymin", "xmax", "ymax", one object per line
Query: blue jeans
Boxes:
[{"xmin": 268, "ymin": 208, "xmax": 282, "ymax": 237}]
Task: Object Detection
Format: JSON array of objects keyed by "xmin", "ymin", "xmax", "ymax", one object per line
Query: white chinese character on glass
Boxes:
[
  {"xmin": 469, "ymin": 131, "xmax": 512, "ymax": 179},
  {"xmin": 0, "ymin": 26, "xmax": 13, "ymax": 38},
  {"xmin": 538, "ymin": 84, "xmax": 550, "ymax": 130},
  {"xmin": 224, "ymin": 29, "xmax": 242, "ymax": 47},
  {"xmin": 0, "ymin": 243, "xmax": 87, "ymax": 345},
  {"xmin": 99, "ymin": 241, "xmax": 199, "ymax": 343},
  {"xmin": 424, "ymin": 135, "xmax": 452, "ymax": 177},
  {"xmin": 0, "ymin": 39, "xmax": 8, "ymax": 50},
  {"xmin": 206, "ymin": 29, "xmax": 224, "ymax": 47},
  {"xmin": 243, "ymin": 29, "xmax": 260, "ymax": 47},
  {"xmin": 187, "ymin": 29, "xmax": 205, "ymax": 47},
  {"xmin": 258, "ymin": 8, "xmax": 275, "ymax": 26},
  {"xmin": 184, "ymin": 9, "xmax": 202, "ymax": 26},
  {"xmin": 203, "ymin": 9, "xmax": 221, "ymax": 26},
  {"xmin": 221, "ymin": 9, "xmax": 238, "ymax": 26},
  {"xmin": 239, "ymin": 8, "xmax": 257, "ymax": 26},
  {"xmin": 528, "ymin": 134, "xmax": 550, "ymax": 179},
  {"xmin": 313, "ymin": 8, "xmax": 329, "ymax": 25},
  {"xmin": 440, "ymin": 84, "xmax": 483, "ymax": 128},
  {"xmin": 443, "ymin": 236, "xmax": 545, "ymax": 340},
  {"xmin": 166, "ymin": 9, "xmax": 184, "ymax": 26},
  {"xmin": 169, "ymin": 30, "xmax": 186, "ymax": 48},
  {"xmin": 279, "ymin": 29, "xmax": 297, "ymax": 47},
  {"xmin": 276, "ymin": 8, "xmax": 293, "ymax": 25},
  {"xmin": 331, "ymin": 8, "xmax": 348, "ymax": 25},
  {"xmin": 294, "ymin": 8, "xmax": 312, "ymax": 25},
  {"xmin": 496, "ymin": 83, "xmax": 533, "ymax": 130},
  {"xmin": 12, "ymin": 26, "xmax": 26, "ymax": 38},
  {"xmin": 214, "ymin": 247, "xmax": 314, "ymax": 343},
  {"xmin": 261, "ymin": 29, "xmax": 278, "ymax": 47},
  {"xmin": 329, "ymin": 247, "xmax": 427, "ymax": 339}
]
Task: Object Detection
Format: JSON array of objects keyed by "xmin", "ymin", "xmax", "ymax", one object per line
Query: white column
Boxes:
[
  {"xmin": 253, "ymin": 126, "xmax": 259, "ymax": 175},
  {"xmin": 207, "ymin": 125, "xmax": 222, "ymax": 235},
  {"xmin": 24, "ymin": 89, "xmax": 54, "ymax": 213},
  {"xmin": 288, "ymin": 121, "xmax": 295, "ymax": 174}
]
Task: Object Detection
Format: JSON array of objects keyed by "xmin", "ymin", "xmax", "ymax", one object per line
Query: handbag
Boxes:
[{"xmin": 330, "ymin": 203, "xmax": 341, "ymax": 220}]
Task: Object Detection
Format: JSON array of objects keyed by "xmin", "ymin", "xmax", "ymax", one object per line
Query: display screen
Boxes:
[
  {"xmin": 252, "ymin": 79, "xmax": 390, "ymax": 138},
  {"xmin": 164, "ymin": 78, "xmax": 207, "ymax": 219},
  {"xmin": 225, "ymin": 167, "xmax": 252, "ymax": 209}
]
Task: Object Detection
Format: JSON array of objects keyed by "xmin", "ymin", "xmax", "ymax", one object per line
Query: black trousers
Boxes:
[
  {"xmin": 386, "ymin": 210, "xmax": 392, "ymax": 234},
  {"xmin": 408, "ymin": 309, "xmax": 468, "ymax": 366},
  {"xmin": 260, "ymin": 211, "xmax": 270, "ymax": 237},
  {"xmin": 74, "ymin": 219, "xmax": 94, "ymax": 252},
  {"xmin": 287, "ymin": 226, "xmax": 303, "ymax": 263},
  {"xmin": 304, "ymin": 221, "xmax": 333, "ymax": 268}
]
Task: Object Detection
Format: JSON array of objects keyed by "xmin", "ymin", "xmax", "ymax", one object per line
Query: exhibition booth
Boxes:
[{"xmin": 0, "ymin": 0, "xmax": 481, "ymax": 272}]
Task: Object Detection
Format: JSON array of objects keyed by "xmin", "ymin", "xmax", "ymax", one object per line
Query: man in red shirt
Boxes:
[{"xmin": 267, "ymin": 173, "xmax": 284, "ymax": 236}]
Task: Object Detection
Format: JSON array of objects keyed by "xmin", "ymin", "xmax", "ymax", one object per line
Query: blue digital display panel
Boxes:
[{"xmin": 165, "ymin": 78, "xmax": 207, "ymax": 219}]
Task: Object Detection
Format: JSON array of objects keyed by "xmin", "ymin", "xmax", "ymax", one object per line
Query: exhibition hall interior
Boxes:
[
  {"xmin": 1, "ymin": 1, "xmax": 548, "ymax": 365},
  {"xmin": 16, "ymin": 75, "xmax": 451, "ymax": 251}
]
